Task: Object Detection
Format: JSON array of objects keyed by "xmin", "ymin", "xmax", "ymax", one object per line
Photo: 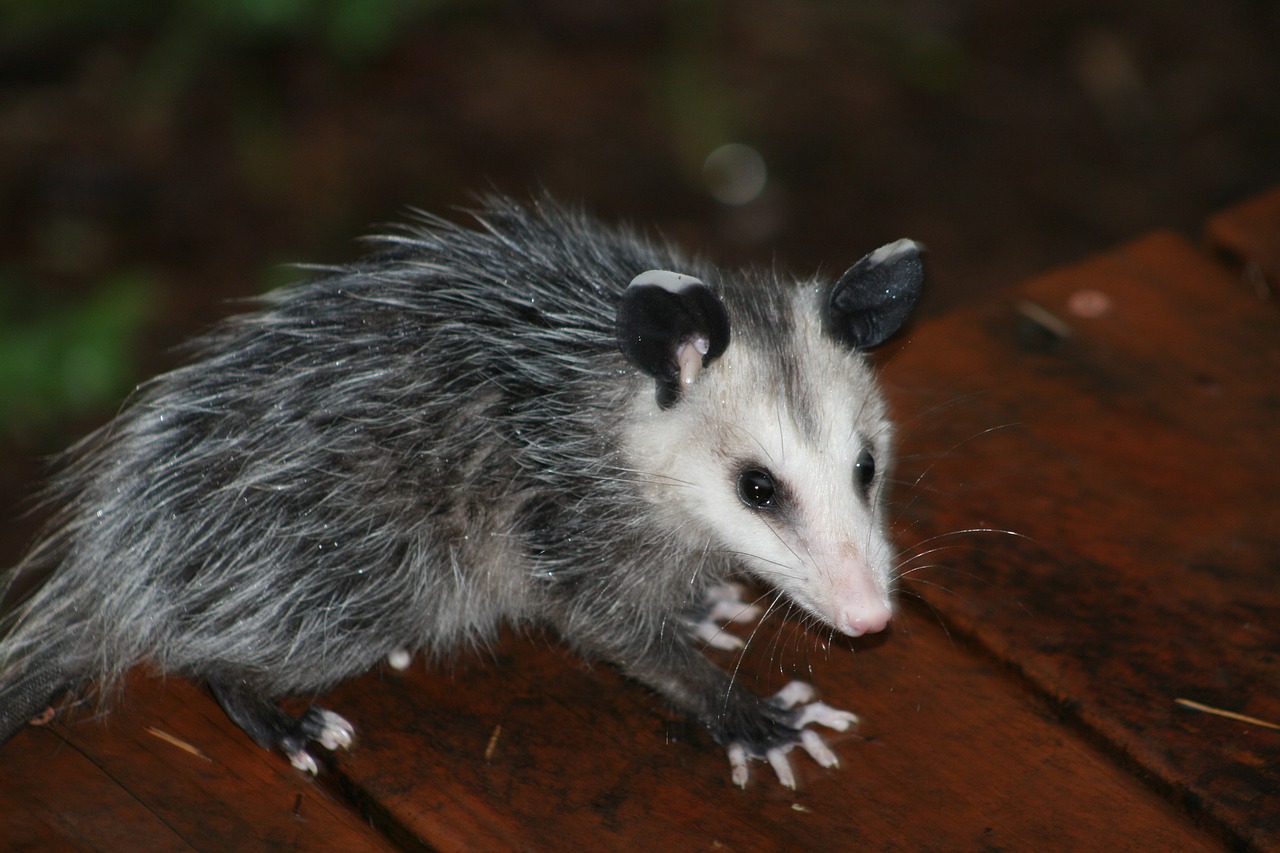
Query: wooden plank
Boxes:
[
  {"xmin": 1, "ymin": 675, "xmax": 399, "ymax": 852},
  {"xmin": 319, "ymin": 618, "xmax": 1218, "ymax": 851},
  {"xmin": 1, "ymin": 726, "xmax": 189, "ymax": 852},
  {"xmin": 881, "ymin": 231, "xmax": 1280, "ymax": 849},
  {"xmin": 1205, "ymin": 184, "xmax": 1280, "ymax": 290}
]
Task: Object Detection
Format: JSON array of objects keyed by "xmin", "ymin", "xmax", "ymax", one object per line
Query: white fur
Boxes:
[
  {"xmin": 628, "ymin": 269, "xmax": 705, "ymax": 294},
  {"xmin": 867, "ymin": 238, "xmax": 922, "ymax": 267},
  {"xmin": 625, "ymin": 289, "xmax": 896, "ymax": 638}
]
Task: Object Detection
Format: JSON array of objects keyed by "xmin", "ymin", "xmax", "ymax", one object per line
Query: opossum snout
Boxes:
[
  {"xmin": 825, "ymin": 554, "xmax": 893, "ymax": 638},
  {"xmin": 834, "ymin": 598, "xmax": 892, "ymax": 638}
]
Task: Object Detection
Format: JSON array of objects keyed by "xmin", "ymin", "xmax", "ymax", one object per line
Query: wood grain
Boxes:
[
  {"xmin": 0, "ymin": 675, "xmax": 399, "ymax": 852},
  {"xmin": 883, "ymin": 230, "xmax": 1280, "ymax": 850},
  {"xmin": 320, "ymin": 616, "xmax": 1217, "ymax": 852}
]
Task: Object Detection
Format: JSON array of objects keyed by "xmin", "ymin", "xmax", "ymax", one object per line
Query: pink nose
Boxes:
[{"xmin": 837, "ymin": 602, "xmax": 891, "ymax": 638}]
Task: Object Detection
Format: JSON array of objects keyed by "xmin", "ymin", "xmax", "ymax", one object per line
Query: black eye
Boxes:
[
  {"xmin": 854, "ymin": 448, "xmax": 876, "ymax": 495},
  {"xmin": 737, "ymin": 467, "xmax": 778, "ymax": 510}
]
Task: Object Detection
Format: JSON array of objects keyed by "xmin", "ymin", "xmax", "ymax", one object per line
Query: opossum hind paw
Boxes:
[
  {"xmin": 303, "ymin": 706, "xmax": 355, "ymax": 752},
  {"xmin": 288, "ymin": 748, "xmax": 320, "ymax": 774},
  {"xmin": 280, "ymin": 706, "xmax": 355, "ymax": 774},
  {"xmin": 284, "ymin": 709, "xmax": 353, "ymax": 774},
  {"xmin": 210, "ymin": 681, "xmax": 355, "ymax": 774}
]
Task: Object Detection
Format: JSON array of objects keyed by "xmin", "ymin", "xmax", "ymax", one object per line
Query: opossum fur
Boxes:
[{"xmin": 0, "ymin": 195, "xmax": 922, "ymax": 787}]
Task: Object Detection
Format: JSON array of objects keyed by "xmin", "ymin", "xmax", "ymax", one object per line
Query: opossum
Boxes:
[{"xmin": 0, "ymin": 195, "xmax": 922, "ymax": 788}]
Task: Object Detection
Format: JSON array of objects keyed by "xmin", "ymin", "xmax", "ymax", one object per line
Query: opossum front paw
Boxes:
[
  {"xmin": 691, "ymin": 583, "xmax": 763, "ymax": 651},
  {"xmin": 725, "ymin": 680, "xmax": 859, "ymax": 790}
]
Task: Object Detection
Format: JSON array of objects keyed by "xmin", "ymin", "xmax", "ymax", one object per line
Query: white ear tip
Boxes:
[
  {"xmin": 867, "ymin": 239, "xmax": 922, "ymax": 266},
  {"xmin": 628, "ymin": 269, "xmax": 705, "ymax": 293}
]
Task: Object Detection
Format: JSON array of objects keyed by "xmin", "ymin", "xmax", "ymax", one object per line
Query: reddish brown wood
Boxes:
[
  {"xmin": 2, "ymin": 727, "xmax": 189, "ymax": 852},
  {"xmin": 1206, "ymin": 184, "xmax": 1280, "ymax": 290},
  {"xmin": 321, "ymin": 617, "xmax": 1217, "ymax": 852},
  {"xmin": 0, "ymin": 675, "xmax": 399, "ymax": 852},
  {"xmin": 883, "ymin": 229, "xmax": 1280, "ymax": 849}
]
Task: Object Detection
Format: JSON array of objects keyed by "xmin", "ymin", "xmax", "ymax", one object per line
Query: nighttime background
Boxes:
[{"xmin": 1, "ymin": 0, "xmax": 1277, "ymax": 546}]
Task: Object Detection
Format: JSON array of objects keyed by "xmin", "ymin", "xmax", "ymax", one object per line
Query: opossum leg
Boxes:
[
  {"xmin": 607, "ymin": 637, "xmax": 854, "ymax": 789},
  {"xmin": 689, "ymin": 583, "xmax": 762, "ymax": 651},
  {"xmin": 209, "ymin": 680, "xmax": 353, "ymax": 774}
]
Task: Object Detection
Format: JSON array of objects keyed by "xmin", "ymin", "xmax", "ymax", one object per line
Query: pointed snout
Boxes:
[
  {"xmin": 828, "ymin": 554, "xmax": 893, "ymax": 637},
  {"xmin": 835, "ymin": 600, "xmax": 892, "ymax": 638},
  {"xmin": 811, "ymin": 541, "xmax": 894, "ymax": 638}
]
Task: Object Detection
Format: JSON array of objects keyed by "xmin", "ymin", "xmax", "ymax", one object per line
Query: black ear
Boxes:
[
  {"xmin": 616, "ymin": 270, "xmax": 731, "ymax": 409},
  {"xmin": 824, "ymin": 239, "xmax": 924, "ymax": 350}
]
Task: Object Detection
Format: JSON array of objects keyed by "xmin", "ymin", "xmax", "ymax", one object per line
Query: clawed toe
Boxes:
[
  {"xmin": 795, "ymin": 700, "xmax": 859, "ymax": 731},
  {"xmin": 288, "ymin": 749, "xmax": 320, "ymax": 775},
  {"xmin": 766, "ymin": 747, "xmax": 796, "ymax": 789},
  {"xmin": 692, "ymin": 583, "xmax": 764, "ymax": 650},
  {"xmin": 727, "ymin": 743, "xmax": 750, "ymax": 788},
  {"xmin": 705, "ymin": 583, "xmax": 763, "ymax": 625},
  {"xmin": 310, "ymin": 709, "xmax": 355, "ymax": 751},
  {"xmin": 799, "ymin": 729, "xmax": 839, "ymax": 768},
  {"xmin": 693, "ymin": 619, "xmax": 746, "ymax": 650},
  {"xmin": 771, "ymin": 680, "xmax": 816, "ymax": 708}
]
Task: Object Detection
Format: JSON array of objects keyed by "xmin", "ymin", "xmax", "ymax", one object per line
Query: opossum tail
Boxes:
[
  {"xmin": 1, "ymin": 553, "xmax": 81, "ymax": 744},
  {"xmin": 0, "ymin": 653, "xmax": 69, "ymax": 744}
]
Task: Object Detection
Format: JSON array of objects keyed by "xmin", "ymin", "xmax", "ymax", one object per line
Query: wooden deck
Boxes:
[{"xmin": 3, "ymin": 188, "xmax": 1278, "ymax": 851}]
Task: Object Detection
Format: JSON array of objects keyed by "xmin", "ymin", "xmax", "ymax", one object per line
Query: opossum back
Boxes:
[{"xmin": 2, "ymin": 198, "xmax": 694, "ymax": 697}]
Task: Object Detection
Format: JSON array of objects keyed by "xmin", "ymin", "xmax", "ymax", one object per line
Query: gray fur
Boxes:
[{"xmin": 0, "ymin": 195, "xmax": 919, "ymax": 784}]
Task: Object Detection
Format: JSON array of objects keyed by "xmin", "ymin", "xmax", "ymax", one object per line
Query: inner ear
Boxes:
[
  {"xmin": 616, "ymin": 270, "xmax": 730, "ymax": 408},
  {"xmin": 825, "ymin": 239, "xmax": 924, "ymax": 350}
]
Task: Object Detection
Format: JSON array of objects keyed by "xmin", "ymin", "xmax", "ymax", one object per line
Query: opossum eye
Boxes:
[
  {"xmin": 737, "ymin": 467, "xmax": 778, "ymax": 510},
  {"xmin": 854, "ymin": 448, "xmax": 876, "ymax": 496}
]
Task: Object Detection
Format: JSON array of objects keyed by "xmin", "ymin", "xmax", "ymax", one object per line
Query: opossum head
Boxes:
[{"xmin": 617, "ymin": 240, "xmax": 923, "ymax": 638}]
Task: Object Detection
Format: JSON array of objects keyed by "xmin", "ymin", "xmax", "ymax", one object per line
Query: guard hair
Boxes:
[{"xmin": 0, "ymin": 194, "xmax": 921, "ymax": 786}]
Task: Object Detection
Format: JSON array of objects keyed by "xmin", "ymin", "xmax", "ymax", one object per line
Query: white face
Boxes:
[{"xmin": 625, "ymin": 292, "xmax": 896, "ymax": 638}]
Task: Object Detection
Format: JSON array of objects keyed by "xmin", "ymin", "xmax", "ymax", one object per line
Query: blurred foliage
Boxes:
[
  {"xmin": 0, "ymin": 270, "xmax": 158, "ymax": 446},
  {"xmin": 0, "ymin": 0, "xmax": 469, "ymax": 63},
  {"xmin": 0, "ymin": 0, "xmax": 474, "ymax": 444}
]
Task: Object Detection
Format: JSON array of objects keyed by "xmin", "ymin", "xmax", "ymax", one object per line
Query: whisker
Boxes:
[
  {"xmin": 895, "ymin": 571, "xmax": 966, "ymax": 599},
  {"xmin": 904, "ymin": 527, "xmax": 1034, "ymax": 548},
  {"xmin": 720, "ymin": 589, "xmax": 789, "ymax": 712},
  {"xmin": 892, "ymin": 588, "xmax": 955, "ymax": 645}
]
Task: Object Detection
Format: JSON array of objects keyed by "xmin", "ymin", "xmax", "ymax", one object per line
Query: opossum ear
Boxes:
[
  {"xmin": 617, "ymin": 270, "xmax": 731, "ymax": 409},
  {"xmin": 825, "ymin": 239, "xmax": 924, "ymax": 350}
]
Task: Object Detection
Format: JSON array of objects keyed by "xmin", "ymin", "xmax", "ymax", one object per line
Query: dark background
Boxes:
[{"xmin": 1, "ymin": 0, "xmax": 1277, "ymax": 499}]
